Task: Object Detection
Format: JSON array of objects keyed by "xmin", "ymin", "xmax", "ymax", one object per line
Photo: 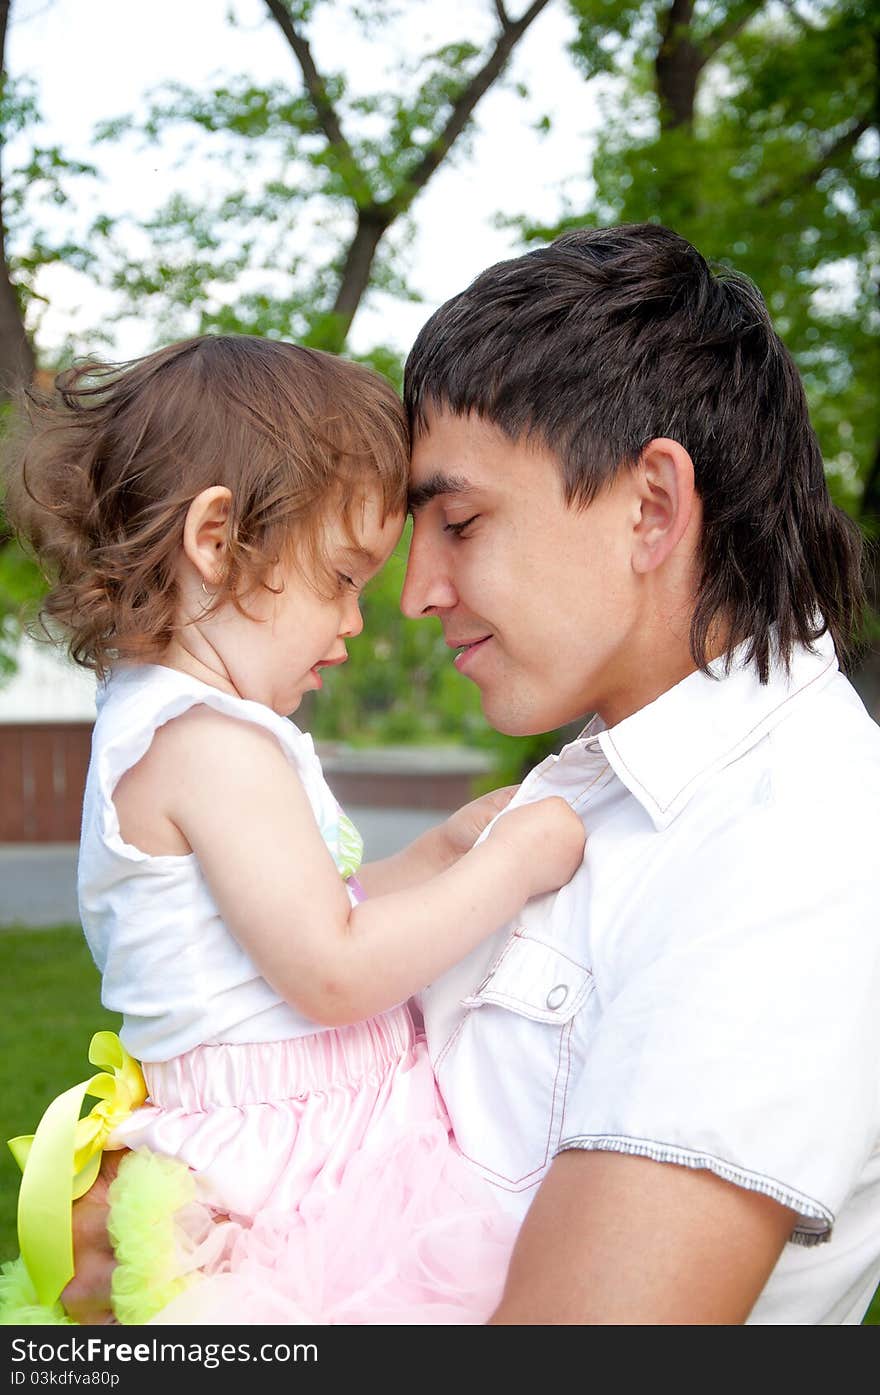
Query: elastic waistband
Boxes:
[{"xmin": 143, "ymin": 1005, "xmax": 417, "ymax": 1109}]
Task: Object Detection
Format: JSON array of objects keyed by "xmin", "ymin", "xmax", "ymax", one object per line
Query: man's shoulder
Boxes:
[
  {"xmin": 692, "ymin": 671, "xmax": 879, "ymax": 866},
  {"xmin": 762, "ymin": 668, "xmax": 880, "ymax": 803},
  {"xmin": 596, "ymin": 668, "xmax": 878, "ymax": 925}
]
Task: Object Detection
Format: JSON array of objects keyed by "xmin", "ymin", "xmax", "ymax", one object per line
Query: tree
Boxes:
[
  {"xmin": 88, "ymin": 0, "xmax": 559, "ymax": 356},
  {"xmin": 0, "ymin": 0, "xmax": 98, "ymax": 666},
  {"xmin": 0, "ymin": 0, "xmax": 32, "ymax": 395}
]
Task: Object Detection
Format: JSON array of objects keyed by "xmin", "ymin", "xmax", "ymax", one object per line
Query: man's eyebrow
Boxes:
[{"xmin": 407, "ymin": 472, "xmax": 473, "ymax": 511}]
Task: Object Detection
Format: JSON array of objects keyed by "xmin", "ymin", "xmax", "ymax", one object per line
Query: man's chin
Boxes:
[
  {"xmin": 480, "ymin": 684, "xmax": 589, "ymax": 739},
  {"xmin": 480, "ymin": 695, "xmax": 558, "ymax": 739}
]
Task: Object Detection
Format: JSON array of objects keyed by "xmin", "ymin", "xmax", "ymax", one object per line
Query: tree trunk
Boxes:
[
  {"xmin": 652, "ymin": 0, "xmax": 704, "ymax": 225},
  {"xmin": 0, "ymin": 207, "xmax": 34, "ymax": 399},
  {"xmin": 656, "ymin": 0, "xmax": 702, "ymax": 133},
  {"xmin": 330, "ymin": 210, "xmax": 389, "ymax": 348},
  {"xmin": 0, "ymin": 0, "xmax": 35, "ymax": 401}
]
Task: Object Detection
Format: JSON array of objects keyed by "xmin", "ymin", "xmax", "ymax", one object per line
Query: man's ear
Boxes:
[
  {"xmin": 631, "ymin": 439, "xmax": 695, "ymax": 575},
  {"xmin": 182, "ymin": 486, "xmax": 234, "ymax": 586}
]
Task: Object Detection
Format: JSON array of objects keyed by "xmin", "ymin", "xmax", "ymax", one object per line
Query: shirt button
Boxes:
[{"xmin": 546, "ymin": 984, "xmax": 568, "ymax": 1010}]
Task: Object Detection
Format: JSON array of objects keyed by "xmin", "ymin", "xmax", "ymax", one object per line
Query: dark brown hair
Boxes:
[
  {"xmin": 404, "ymin": 223, "xmax": 865, "ymax": 680},
  {"xmin": 3, "ymin": 335, "xmax": 408, "ymax": 676}
]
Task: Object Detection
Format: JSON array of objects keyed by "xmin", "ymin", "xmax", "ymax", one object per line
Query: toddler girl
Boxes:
[{"xmin": 1, "ymin": 336, "xmax": 584, "ymax": 1325}]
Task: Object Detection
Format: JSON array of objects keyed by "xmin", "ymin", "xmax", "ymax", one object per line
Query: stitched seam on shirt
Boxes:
[
  {"xmin": 432, "ymin": 1015, "xmax": 466, "ymax": 1074},
  {"xmin": 605, "ymin": 656, "xmax": 836, "ymax": 816},
  {"xmin": 569, "ymin": 764, "xmax": 614, "ymax": 808},
  {"xmin": 557, "ymin": 1132, "xmax": 834, "ymax": 1228},
  {"xmin": 558, "ymin": 1018, "xmax": 575, "ymax": 1142},
  {"xmin": 474, "ymin": 983, "xmax": 592, "ymax": 1020},
  {"xmin": 435, "ymin": 1013, "xmax": 577, "ymax": 1192},
  {"xmin": 510, "ymin": 930, "xmax": 592, "ymax": 974},
  {"xmin": 433, "ymin": 925, "xmax": 555, "ymax": 1069},
  {"xmin": 449, "ymin": 1144, "xmax": 547, "ymax": 1191},
  {"xmin": 545, "ymin": 1019, "xmax": 574, "ymax": 1163}
]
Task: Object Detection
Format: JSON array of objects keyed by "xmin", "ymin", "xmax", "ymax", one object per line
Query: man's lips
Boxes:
[{"xmin": 448, "ymin": 635, "xmax": 492, "ymax": 672}]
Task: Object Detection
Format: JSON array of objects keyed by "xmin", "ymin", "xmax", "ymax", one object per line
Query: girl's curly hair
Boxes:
[{"xmin": 3, "ymin": 335, "xmax": 409, "ymax": 677}]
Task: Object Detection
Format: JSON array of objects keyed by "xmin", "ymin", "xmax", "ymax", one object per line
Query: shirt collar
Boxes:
[{"xmin": 577, "ymin": 631, "xmax": 839, "ymax": 831}]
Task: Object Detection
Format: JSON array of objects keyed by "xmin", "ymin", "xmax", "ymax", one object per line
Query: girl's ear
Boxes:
[{"xmin": 182, "ymin": 486, "xmax": 234, "ymax": 586}]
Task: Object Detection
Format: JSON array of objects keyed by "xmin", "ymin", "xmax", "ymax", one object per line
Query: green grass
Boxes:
[
  {"xmin": 0, "ymin": 924, "xmax": 121, "ymax": 1264},
  {"xmin": 1, "ymin": 924, "xmax": 878, "ymax": 1324}
]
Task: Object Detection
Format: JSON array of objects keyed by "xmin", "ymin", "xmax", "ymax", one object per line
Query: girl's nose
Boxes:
[{"xmin": 341, "ymin": 595, "xmax": 364, "ymax": 638}]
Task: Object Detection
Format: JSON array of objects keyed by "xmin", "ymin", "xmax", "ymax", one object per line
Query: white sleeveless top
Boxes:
[{"xmin": 78, "ymin": 663, "xmax": 364, "ymax": 1062}]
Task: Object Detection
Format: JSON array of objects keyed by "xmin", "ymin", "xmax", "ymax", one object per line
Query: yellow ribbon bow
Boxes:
[{"xmin": 7, "ymin": 1030, "xmax": 147, "ymax": 1308}]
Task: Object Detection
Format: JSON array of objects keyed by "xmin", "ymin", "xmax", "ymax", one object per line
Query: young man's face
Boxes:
[{"xmin": 401, "ymin": 409, "xmax": 646, "ymax": 735}]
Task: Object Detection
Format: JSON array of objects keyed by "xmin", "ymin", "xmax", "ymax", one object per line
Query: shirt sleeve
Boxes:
[{"xmin": 558, "ymin": 799, "xmax": 880, "ymax": 1242}]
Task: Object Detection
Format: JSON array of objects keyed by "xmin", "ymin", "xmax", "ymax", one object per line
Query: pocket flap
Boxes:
[{"xmin": 462, "ymin": 931, "xmax": 592, "ymax": 1024}]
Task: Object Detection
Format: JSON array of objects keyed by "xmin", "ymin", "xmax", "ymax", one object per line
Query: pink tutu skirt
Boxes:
[{"xmin": 109, "ymin": 1006, "xmax": 517, "ymax": 1324}]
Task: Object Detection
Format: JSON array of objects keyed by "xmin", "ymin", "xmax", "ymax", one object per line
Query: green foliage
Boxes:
[
  {"xmin": 0, "ymin": 540, "xmax": 46, "ymax": 675},
  {"xmin": 0, "ymin": 74, "xmax": 98, "ymax": 329},
  {"xmin": 83, "ymin": 4, "xmax": 523, "ymax": 351},
  {"xmin": 0, "ymin": 390, "xmax": 45, "ymax": 662},
  {"xmin": 542, "ymin": 0, "xmax": 878, "ymax": 521},
  {"xmin": 565, "ymin": 0, "xmax": 655, "ymax": 76}
]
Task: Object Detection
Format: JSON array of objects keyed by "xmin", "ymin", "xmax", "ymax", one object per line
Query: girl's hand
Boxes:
[
  {"xmin": 486, "ymin": 796, "xmax": 585, "ymax": 898},
  {"xmin": 442, "ymin": 785, "xmax": 520, "ymax": 859}
]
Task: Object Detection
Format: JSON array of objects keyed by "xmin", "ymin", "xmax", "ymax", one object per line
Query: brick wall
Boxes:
[
  {"xmin": 0, "ymin": 724, "xmax": 490, "ymax": 842},
  {"xmin": 0, "ymin": 724, "xmax": 93, "ymax": 842}
]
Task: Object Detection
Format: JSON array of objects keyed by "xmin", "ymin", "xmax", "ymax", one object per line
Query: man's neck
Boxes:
[{"xmin": 597, "ymin": 614, "xmax": 731, "ymax": 730}]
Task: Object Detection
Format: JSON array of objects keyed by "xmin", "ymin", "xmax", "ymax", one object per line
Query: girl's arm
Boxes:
[
  {"xmin": 355, "ymin": 785, "xmax": 518, "ymax": 896},
  {"xmin": 118, "ymin": 707, "xmax": 584, "ymax": 1027}
]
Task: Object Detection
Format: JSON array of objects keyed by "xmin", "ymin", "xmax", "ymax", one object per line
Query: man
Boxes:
[
  {"xmin": 66, "ymin": 224, "xmax": 880, "ymax": 1323},
  {"xmin": 399, "ymin": 223, "xmax": 880, "ymax": 1324}
]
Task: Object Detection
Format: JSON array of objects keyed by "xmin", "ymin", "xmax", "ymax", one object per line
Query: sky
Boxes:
[{"xmin": 10, "ymin": 0, "xmax": 603, "ymax": 360}]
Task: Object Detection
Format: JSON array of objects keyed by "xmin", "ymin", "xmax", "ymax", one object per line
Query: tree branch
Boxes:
[
  {"xmin": 700, "ymin": 0, "xmax": 765, "ymax": 67},
  {"xmin": 656, "ymin": 0, "xmax": 763, "ymax": 125},
  {"xmin": 390, "ymin": 0, "xmax": 552, "ymax": 214},
  {"xmin": 0, "ymin": 0, "xmax": 10, "ymax": 77},
  {"xmin": 266, "ymin": 0, "xmax": 551, "ymax": 345},
  {"xmin": 656, "ymin": 0, "xmax": 700, "ymax": 130},
  {"xmin": 757, "ymin": 115, "xmax": 871, "ymax": 207},
  {"xmin": 777, "ymin": 0, "xmax": 817, "ymax": 35},
  {"xmin": 263, "ymin": 0, "xmax": 353, "ymax": 157}
]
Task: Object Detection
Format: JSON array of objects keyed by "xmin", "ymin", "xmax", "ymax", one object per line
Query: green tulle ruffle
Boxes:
[{"xmin": 1, "ymin": 1149, "xmax": 198, "ymax": 1326}]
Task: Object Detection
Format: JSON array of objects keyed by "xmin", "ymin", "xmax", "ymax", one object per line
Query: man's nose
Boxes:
[{"xmin": 400, "ymin": 528, "xmax": 458, "ymax": 618}]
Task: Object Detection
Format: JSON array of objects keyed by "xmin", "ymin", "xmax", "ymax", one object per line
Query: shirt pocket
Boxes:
[{"xmin": 434, "ymin": 930, "xmax": 595, "ymax": 1191}]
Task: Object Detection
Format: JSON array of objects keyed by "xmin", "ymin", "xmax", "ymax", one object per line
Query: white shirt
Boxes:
[
  {"xmin": 422, "ymin": 632, "xmax": 880, "ymax": 1325},
  {"xmin": 79, "ymin": 664, "xmax": 360, "ymax": 1060}
]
